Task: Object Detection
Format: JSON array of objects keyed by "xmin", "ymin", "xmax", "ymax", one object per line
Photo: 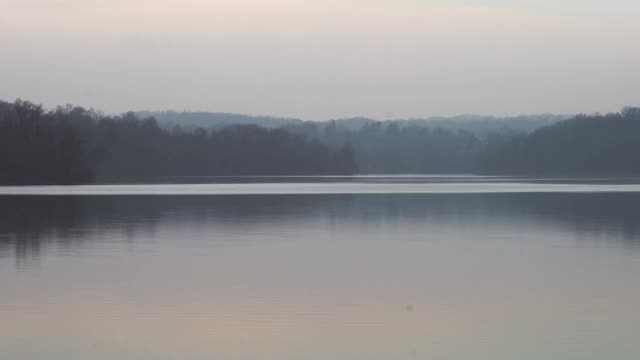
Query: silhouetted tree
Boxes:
[
  {"xmin": 0, "ymin": 99, "xmax": 357, "ymax": 184},
  {"xmin": 482, "ymin": 108, "xmax": 640, "ymax": 176},
  {"xmin": 0, "ymin": 99, "xmax": 93, "ymax": 184}
]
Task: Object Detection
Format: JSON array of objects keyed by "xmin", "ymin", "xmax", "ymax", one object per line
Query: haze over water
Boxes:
[{"xmin": 2, "ymin": 177, "xmax": 640, "ymax": 359}]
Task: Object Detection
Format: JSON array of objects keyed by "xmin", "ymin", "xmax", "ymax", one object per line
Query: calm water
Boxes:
[{"xmin": 2, "ymin": 177, "xmax": 640, "ymax": 359}]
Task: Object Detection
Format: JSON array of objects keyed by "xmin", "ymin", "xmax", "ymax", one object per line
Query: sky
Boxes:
[{"xmin": 1, "ymin": 0, "xmax": 639, "ymax": 120}]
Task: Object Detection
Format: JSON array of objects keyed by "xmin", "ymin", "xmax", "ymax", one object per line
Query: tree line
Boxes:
[
  {"xmin": 0, "ymin": 100, "xmax": 356, "ymax": 184},
  {"xmin": 1, "ymin": 98, "xmax": 639, "ymax": 185},
  {"xmin": 283, "ymin": 121, "xmax": 483, "ymax": 174},
  {"xmin": 482, "ymin": 107, "xmax": 640, "ymax": 176},
  {"xmin": 281, "ymin": 108, "xmax": 640, "ymax": 176}
]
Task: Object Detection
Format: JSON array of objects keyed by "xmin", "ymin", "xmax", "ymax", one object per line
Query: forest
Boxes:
[
  {"xmin": 1, "ymin": 98, "xmax": 639, "ymax": 185},
  {"xmin": 482, "ymin": 107, "xmax": 640, "ymax": 176},
  {"xmin": 0, "ymin": 100, "xmax": 356, "ymax": 184}
]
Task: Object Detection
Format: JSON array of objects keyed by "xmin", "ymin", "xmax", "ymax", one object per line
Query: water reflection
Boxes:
[
  {"xmin": 2, "ymin": 193, "xmax": 640, "ymax": 264},
  {"xmin": 3, "ymin": 192, "xmax": 640, "ymax": 360}
]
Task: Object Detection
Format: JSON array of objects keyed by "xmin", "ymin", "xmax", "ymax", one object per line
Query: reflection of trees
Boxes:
[
  {"xmin": 494, "ymin": 193, "xmax": 640, "ymax": 248},
  {"xmin": 1, "ymin": 193, "xmax": 640, "ymax": 264}
]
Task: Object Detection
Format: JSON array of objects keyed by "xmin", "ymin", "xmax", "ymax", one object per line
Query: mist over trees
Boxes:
[
  {"xmin": 140, "ymin": 111, "xmax": 568, "ymax": 175},
  {"xmin": 283, "ymin": 121, "xmax": 483, "ymax": 174},
  {"xmin": 141, "ymin": 110, "xmax": 568, "ymax": 137},
  {"xmin": 279, "ymin": 112, "xmax": 638, "ymax": 175},
  {"xmin": 135, "ymin": 111, "xmax": 302, "ymax": 130},
  {"xmin": 1, "ymin": 98, "xmax": 639, "ymax": 185}
]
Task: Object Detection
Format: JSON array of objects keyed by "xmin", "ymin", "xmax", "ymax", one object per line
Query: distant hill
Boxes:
[
  {"xmin": 330, "ymin": 114, "xmax": 570, "ymax": 137},
  {"xmin": 397, "ymin": 114, "xmax": 571, "ymax": 137},
  {"xmin": 135, "ymin": 111, "xmax": 303, "ymax": 130},
  {"xmin": 139, "ymin": 111, "xmax": 570, "ymax": 137}
]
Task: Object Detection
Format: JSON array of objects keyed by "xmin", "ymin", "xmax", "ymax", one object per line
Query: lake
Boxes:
[{"xmin": 1, "ymin": 176, "xmax": 640, "ymax": 360}]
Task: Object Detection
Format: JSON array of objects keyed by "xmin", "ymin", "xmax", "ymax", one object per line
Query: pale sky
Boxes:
[{"xmin": 1, "ymin": 0, "xmax": 639, "ymax": 120}]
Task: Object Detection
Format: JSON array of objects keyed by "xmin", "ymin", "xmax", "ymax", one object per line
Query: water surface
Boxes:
[{"xmin": 1, "ymin": 177, "xmax": 640, "ymax": 359}]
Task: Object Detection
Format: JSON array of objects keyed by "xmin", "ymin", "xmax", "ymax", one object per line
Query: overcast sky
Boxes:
[{"xmin": 1, "ymin": 0, "xmax": 638, "ymax": 120}]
